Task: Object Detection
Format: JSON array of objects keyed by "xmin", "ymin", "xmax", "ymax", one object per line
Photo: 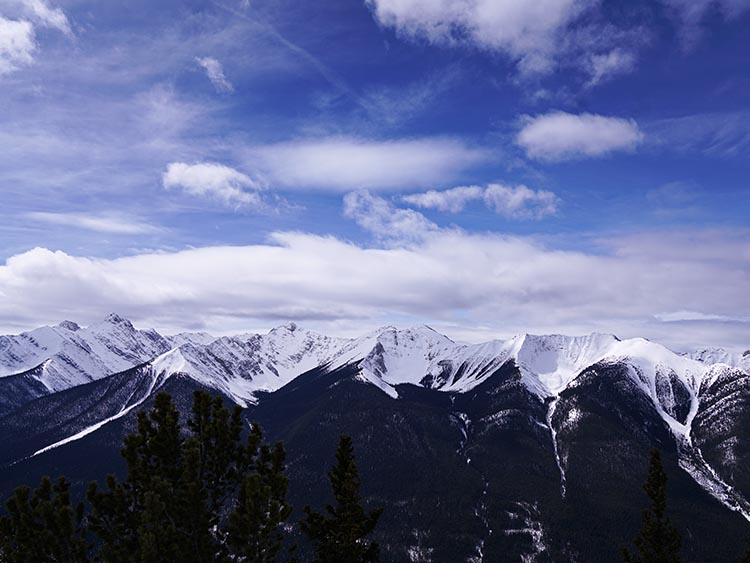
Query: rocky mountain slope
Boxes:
[{"xmin": 0, "ymin": 315, "xmax": 748, "ymax": 562}]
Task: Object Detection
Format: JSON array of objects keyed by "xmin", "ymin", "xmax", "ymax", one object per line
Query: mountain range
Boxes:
[{"xmin": 1, "ymin": 314, "xmax": 749, "ymax": 562}]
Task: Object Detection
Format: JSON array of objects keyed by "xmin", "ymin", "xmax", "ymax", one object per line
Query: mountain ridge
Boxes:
[{"xmin": 1, "ymin": 315, "xmax": 749, "ymax": 562}]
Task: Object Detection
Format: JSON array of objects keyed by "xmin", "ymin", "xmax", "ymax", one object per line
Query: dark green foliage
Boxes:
[
  {"xmin": 0, "ymin": 476, "xmax": 88, "ymax": 562},
  {"xmin": 622, "ymin": 449, "xmax": 682, "ymax": 563},
  {"xmin": 227, "ymin": 441, "xmax": 294, "ymax": 562},
  {"xmin": 741, "ymin": 538, "xmax": 750, "ymax": 563},
  {"xmin": 302, "ymin": 435, "xmax": 382, "ymax": 563},
  {"xmin": 85, "ymin": 391, "xmax": 293, "ymax": 563}
]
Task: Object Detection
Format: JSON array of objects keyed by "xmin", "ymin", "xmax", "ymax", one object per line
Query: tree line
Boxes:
[{"xmin": 0, "ymin": 391, "xmax": 381, "ymax": 563}]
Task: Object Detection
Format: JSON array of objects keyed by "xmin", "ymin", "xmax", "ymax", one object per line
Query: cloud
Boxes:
[
  {"xmin": 0, "ymin": 17, "xmax": 35, "ymax": 74},
  {"xmin": 662, "ymin": 0, "xmax": 750, "ymax": 45},
  {"xmin": 403, "ymin": 184, "xmax": 559, "ymax": 219},
  {"xmin": 162, "ymin": 162, "xmax": 263, "ymax": 207},
  {"xmin": 21, "ymin": 0, "xmax": 72, "ymax": 35},
  {"xmin": 517, "ymin": 111, "xmax": 643, "ymax": 161},
  {"xmin": 585, "ymin": 48, "xmax": 636, "ymax": 86},
  {"xmin": 654, "ymin": 310, "xmax": 744, "ymax": 323},
  {"xmin": 251, "ymin": 137, "xmax": 486, "ymax": 191},
  {"xmin": 0, "ymin": 1, "xmax": 71, "ymax": 75},
  {"xmin": 402, "ymin": 185, "xmax": 484, "ymax": 213},
  {"xmin": 483, "ymin": 184, "xmax": 559, "ymax": 219},
  {"xmin": 365, "ymin": 0, "xmax": 596, "ymax": 77},
  {"xmin": 195, "ymin": 56, "xmax": 234, "ymax": 93},
  {"xmin": 24, "ymin": 212, "xmax": 162, "ymax": 235},
  {"xmin": 644, "ymin": 111, "xmax": 750, "ymax": 157},
  {"xmin": 1, "ymin": 227, "xmax": 747, "ymax": 351},
  {"xmin": 343, "ymin": 190, "xmax": 438, "ymax": 243}
]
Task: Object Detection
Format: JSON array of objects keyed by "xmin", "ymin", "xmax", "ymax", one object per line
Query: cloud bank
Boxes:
[{"xmin": 1, "ymin": 225, "xmax": 747, "ymax": 351}]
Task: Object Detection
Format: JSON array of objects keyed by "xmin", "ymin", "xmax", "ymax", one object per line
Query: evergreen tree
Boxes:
[
  {"xmin": 622, "ymin": 449, "xmax": 682, "ymax": 563},
  {"xmin": 301, "ymin": 435, "xmax": 382, "ymax": 563},
  {"xmin": 86, "ymin": 391, "xmax": 294, "ymax": 563},
  {"xmin": 0, "ymin": 476, "xmax": 89, "ymax": 563},
  {"xmin": 227, "ymin": 440, "xmax": 294, "ymax": 563},
  {"xmin": 741, "ymin": 538, "xmax": 750, "ymax": 563}
]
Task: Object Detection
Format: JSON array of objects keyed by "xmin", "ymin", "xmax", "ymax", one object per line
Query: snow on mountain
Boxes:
[
  {"xmin": 2, "ymin": 315, "xmax": 743, "ymax": 425},
  {"xmin": 0, "ymin": 314, "xmax": 171, "ymax": 392},
  {"xmin": 687, "ymin": 347, "xmax": 750, "ymax": 374},
  {"xmin": 165, "ymin": 331, "xmax": 216, "ymax": 348},
  {"xmin": 149, "ymin": 323, "xmax": 352, "ymax": 405}
]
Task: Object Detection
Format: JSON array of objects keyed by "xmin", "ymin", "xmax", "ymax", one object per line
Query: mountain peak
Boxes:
[
  {"xmin": 57, "ymin": 320, "xmax": 80, "ymax": 332},
  {"xmin": 104, "ymin": 313, "xmax": 131, "ymax": 326},
  {"xmin": 270, "ymin": 322, "xmax": 300, "ymax": 334}
]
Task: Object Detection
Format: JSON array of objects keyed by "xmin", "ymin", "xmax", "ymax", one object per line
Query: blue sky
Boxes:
[{"xmin": 0, "ymin": 0, "xmax": 748, "ymax": 350}]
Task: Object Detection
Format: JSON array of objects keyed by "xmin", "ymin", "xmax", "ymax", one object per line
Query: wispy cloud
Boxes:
[
  {"xmin": 343, "ymin": 190, "xmax": 438, "ymax": 243},
  {"xmin": 585, "ymin": 48, "xmax": 636, "ymax": 87},
  {"xmin": 662, "ymin": 0, "xmax": 750, "ymax": 46},
  {"xmin": 25, "ymin": 212, "xmax": 162, "ymax": 235},
  {"xmin": 21, "ymin": 0, "xmax": 72, "ymax": 36},
  {"xmin": 645, "ymin": 111, "xmax": 750, "ymax": 157},
  {"xmin": 517, "ymin": 111, "xmax": 643, "ymax": 161},
  {"xmin": 196, "ymin": 56, "xmax": 234, "ymax": 93},
  {"xmin": 403, "ymin": 184, "xmax": 560, "ymax": 219}
]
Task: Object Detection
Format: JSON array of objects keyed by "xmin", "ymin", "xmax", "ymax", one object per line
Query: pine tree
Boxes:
[
  {"xmin": 0, "ymin": 476, "xmax": 89, "ymax": 562},
  {"xmin": 227, "ymin": 439, "xmax": 294, "ymax": 563},
  {"xmin": 741, "ymin": 538, "xmax": 750, "ymax": 563},
  {"xmin": 86, "ymin": 391, "xmax": 294, "ymax": 563},
  {"xmin": 622, "ymin": 449, "xmax": 682, "ymax": 563},
  {"xmin": 301, "ymin": 435, "xmax": 382, "ymax": 563}
]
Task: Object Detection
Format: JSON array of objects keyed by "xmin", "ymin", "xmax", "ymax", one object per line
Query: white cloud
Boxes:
[
  {"xmin": 483, "ymin": 184, "xmax": 559, "ymax": 219},
  {"xmin": 586, "ymin": 48, "xmax": 636, "ymax": 86},
  {"xmin": 0, "ymin": 17, "xmax": 35, "ymax": 74},
  {"xmin": 366, "ymin": 0, "xmax": 750, "ymax": 83},
  {"xmin": 402, "ymin": 185, "xmax": 484, "ymax": 213},
  {"xmin": 366, "ymin": 0, "xmax": 594, "ymax": 76},
  {"xmin": 21, "ymin": 0, "xmax": 72, "ymax": 35},
  {"xmin": 517, "ymin": 111, "xmax": 643, "ymax": 161},
  {"xmin": 251, "ymin": 137, "xmax": 486, "ymax": 191},
  {"xmin": 0, "ymin": 1, "xmax": 71, "ymax": 74},
  {"xmin": 25, "ymin": 212, "xmax": 162, "ymax": 235},
  {"xmin": 403, "ymin": 184, "xmax": 559, "ymax": 219},
  {"xmin": 195, "ymin": 56, "xmax": 234, "ymax": 93},
  {"xmin": 343, "ymin": 190, "xmax": 438, "ymax": 243},
  {"xmin": 162, "ymin": 162, "xmax": 263, "ymax": 207},
  {"xmin": 1, "ymin": 227, "xmax": 747, "ymax": 351}
]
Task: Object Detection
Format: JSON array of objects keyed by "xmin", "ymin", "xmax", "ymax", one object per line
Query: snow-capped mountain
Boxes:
[
  {"xmin": 1, "ymin": 315, "xmax": 749, "ymax": 563},
  {"xmin": 0, "ymin": 313, "xmax": 171, "ymax": 392},
  {"xmin": 2, "ymin": 316, "xmax": 746, "ymax": 410},
  {"xmin": 149, "ymin": 323, "xmax": 351, "ymax": 406},
  {"xmin": 687, "ymin": 347, "xmax": 750, "ymax": 373}
]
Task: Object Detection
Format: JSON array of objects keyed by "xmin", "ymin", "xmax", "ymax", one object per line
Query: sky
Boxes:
[{"xmin": 0, "ymin": 0, "xmax": 748, "ymax": 351}]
